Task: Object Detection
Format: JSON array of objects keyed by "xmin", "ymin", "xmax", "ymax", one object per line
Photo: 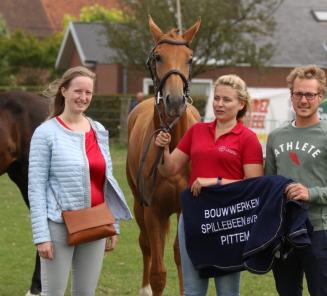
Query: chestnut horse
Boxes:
[
  {"xmin": 126, "ymin": 17, "xmax": 201, "ymax": 296},
  {"xmin": 0, "ymin": 91, "xmax": 49, "ymax": 295}
]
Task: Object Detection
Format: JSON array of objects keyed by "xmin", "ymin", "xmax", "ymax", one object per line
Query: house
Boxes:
[
  {"xmin": 202, "ymin": 0, "xmax": 327, "ymax": 88},
  {"xmin": 56, "ymin": 20, "xmax": 150, "ymax": 95},
  {"xmin": 203, "ymin": 0, "xmax": 327, "ymax": 151},
  {"xmin": 0, "ymin": 0, "xmax": 121, "ymax": 37},
  {"xmin": 56, "ymin": 22, "xmax": 124, "ymax": 95},
  {"xmin": 55, "ymin": 0, "xmax": 327, "ymax": 94}
]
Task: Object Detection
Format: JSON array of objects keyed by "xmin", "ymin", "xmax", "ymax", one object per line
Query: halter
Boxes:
[
  {"xmin": 146, "ymin": 38, "xmax": 193, "ymax": 114},
  {"xmin": 137, "ymin": 38, "xmax": 194, "ymax": 207}
]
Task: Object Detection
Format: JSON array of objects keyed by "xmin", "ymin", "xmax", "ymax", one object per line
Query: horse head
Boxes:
[{"xmin": 147, "ymin": 16, "xmax": 200, "ymax": 121}]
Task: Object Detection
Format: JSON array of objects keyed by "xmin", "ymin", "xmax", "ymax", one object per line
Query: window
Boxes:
[
  {"xmin": 190, "ymin": 79, "xmax": 213, "ymax": 99},
  {"xmin": 143, "ymin": 78, "xmax": 154, "ymax": 95},
  {"xmin": 312, "ymin": 10, "xmax": 327, "ymax": 22}
]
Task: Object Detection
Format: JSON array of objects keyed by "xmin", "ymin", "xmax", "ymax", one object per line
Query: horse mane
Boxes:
[
  {"xmin": 0, "ymin": 92, "xmax": 49, "ymax": 117},
  {"xmin": 0, "ymin": 95, "xmax": 25, "ymax": 115}
]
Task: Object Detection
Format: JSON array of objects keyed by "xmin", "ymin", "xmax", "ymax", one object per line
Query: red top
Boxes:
[
  {"xmin": 56, "ymin": 117, "xmax": 105, "ymax": 206},
  {"xmin": 177, "ymin": 120, "xmax": 263, "ymax": 185}
]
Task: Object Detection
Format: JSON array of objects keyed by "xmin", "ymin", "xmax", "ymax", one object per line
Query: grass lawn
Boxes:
[{"xmin": 0, "ymin": 143, "xmax": 309, "ymax": 295}]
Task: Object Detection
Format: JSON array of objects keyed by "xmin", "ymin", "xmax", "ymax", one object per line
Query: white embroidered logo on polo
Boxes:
[{"xmin": 218, "ymin": 146, "xmax": 237, "ymax": 156}]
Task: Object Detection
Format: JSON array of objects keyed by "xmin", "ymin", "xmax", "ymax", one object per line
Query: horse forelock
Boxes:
[{"xmin": 159, "ymin": 29, "xmax": 187, "ymax": 44}]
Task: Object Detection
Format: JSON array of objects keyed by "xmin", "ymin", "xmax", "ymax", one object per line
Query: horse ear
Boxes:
[
  {"xmin": 148, "ymin": 15, "xmax": 163, "ymax": 43},
  {"xmin": 182, "ymin": 18, "xmax": 201, "ymax": 44}
]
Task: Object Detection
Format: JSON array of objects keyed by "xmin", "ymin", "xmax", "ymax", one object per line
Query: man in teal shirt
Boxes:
[{"xmin": 265, "ymin": 65, "xmax": 327, "ymax": 296}]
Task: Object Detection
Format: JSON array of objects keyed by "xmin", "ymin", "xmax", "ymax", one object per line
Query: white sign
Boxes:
[{"xmin": 204, "ymin": 88, "xmax": 292, "ymax": 155}]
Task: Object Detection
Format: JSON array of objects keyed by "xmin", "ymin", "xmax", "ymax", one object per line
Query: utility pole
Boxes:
[{"xmin": 176, "ymin": 0, "xmax": 182, "ymax": 33}]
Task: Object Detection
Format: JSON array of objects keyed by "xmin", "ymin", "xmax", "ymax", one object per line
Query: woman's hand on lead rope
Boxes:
[
  {"xmin": 37, "ymin": 241, "xmax": 54, "ymax": 260},
  {"xmin": 191, "ymin": 178, "xmax": 219, "ymax": 197},
  {"xmin": 105, "ymin": 235, "xmax": 118, "ymax": 252},
  {"xmin": 155, "ymin": 131, "xmax": 171, "ymax": 148}
]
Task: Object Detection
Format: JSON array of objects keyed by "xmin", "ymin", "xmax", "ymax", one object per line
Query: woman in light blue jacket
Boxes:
[{"xmin": 28, "ymin": 66, "xmax": 132, "ymax": 296}]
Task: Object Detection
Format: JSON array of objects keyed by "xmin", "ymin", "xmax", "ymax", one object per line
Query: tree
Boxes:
[
  {"xmin": 63, "ymin": 4, "xmax": 124, "ymax": 26},
  {"xmin": 0, "ymin": 14, "xmax": 8, "ymax": 37},
  {"xmin": 80, "ymin": 4, "xmax": 124, "ymax": 23},
  {"xmin": 0, "ymin": 15, "xmax": 14, "ymax": 85},
  {"xmin": 105, "ymin": 0, "xmax": 283, "ymax": 76},
  {"xmin": 0, "ymin": 5, "xmax": 121, "ymax": 86},
  {"xmin": 0, "ymin": 30, "xmax": 62, "ymax": 85}
]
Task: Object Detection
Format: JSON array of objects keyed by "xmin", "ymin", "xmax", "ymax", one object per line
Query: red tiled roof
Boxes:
[
  {"xmin": 0, "ymin": 0, "xmax": 122, "ymax": 37},
  {"xmin": 41, "ymin": 0, "xmax": 122, "ymax": 31},
  {"xmin": 0, "ymin": 0, "xmax": 52, "ymax": 37}
]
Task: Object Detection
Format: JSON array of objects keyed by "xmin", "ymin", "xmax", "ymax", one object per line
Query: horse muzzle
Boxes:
[{"xmin": 164, "ymin": 94, "xmax": 186, "ymax": 118}]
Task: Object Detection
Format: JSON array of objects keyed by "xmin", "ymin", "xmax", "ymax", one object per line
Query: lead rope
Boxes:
[
  {"xmin": 137, "ymin": 37, "xmax": 193, "ymax": 206},
  {"xmin": 136, "ymin": 103, "xmax": 187, "ymax": 206}
]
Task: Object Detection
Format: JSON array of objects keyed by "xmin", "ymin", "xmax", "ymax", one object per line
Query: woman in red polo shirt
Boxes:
[{"xmin": 155, "ymin": 74, "xmax": 263, "ymax": 296}]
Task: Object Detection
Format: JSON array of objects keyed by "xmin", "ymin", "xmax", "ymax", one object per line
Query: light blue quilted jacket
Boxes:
[{"xmin": 28, "ymin": 117, "xmax": 132, "ymax": 244}]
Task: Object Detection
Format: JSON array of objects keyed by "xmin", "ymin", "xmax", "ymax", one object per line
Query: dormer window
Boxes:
[{"xmin": 312, "ymin": 10, "xmax": 327, "ymax": 22}]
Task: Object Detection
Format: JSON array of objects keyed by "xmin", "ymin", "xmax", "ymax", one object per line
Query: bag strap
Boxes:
[{"xmin": 52, "ymin": 192, "xmax": 64, "ymax": 211}]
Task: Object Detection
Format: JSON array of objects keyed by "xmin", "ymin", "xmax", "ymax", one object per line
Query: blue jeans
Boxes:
[
  {"xmin": 179, "ymin": 215, "xmax": 240, "ymax": 296},
  {"xmin": 273, "ymin": 230, "xmax": 327, "ymax": 296}
]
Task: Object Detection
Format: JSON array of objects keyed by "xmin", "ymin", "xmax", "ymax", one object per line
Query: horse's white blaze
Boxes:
[{"xmin": 139, "ymin": 284, "xmax": 153, "ymax": 296}]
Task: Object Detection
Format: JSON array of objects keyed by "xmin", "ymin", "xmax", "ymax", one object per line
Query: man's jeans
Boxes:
[{"xmin": 273, "ymin": 230, "xmax": 327, "ymax": 296}]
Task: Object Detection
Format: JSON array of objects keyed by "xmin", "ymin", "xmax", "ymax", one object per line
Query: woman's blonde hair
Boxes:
[
  {"xmin": 44, "ymin": 66, "xmax": 96, "ymax": 118},
  {"xmin": 214, "ymin": 74, "xmax": 250, "ymax": 119}
]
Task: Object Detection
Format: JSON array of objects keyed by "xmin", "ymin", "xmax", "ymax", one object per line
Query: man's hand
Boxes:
[{"xmin": 285, "ymin": 182, "xmax": 309, "ymax": 201}]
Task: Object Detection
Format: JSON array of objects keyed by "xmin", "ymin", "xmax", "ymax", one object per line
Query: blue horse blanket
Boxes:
[{"xmin": 181, "ymin": 175, "xmax": 312, "ymax": 278}]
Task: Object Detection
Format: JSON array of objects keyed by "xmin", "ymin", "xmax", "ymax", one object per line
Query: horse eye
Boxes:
[
  {"xmin": 154, "ymin": 54, "xmax": 161, "ymax": 63},
  {"xmin": 188, "ymin": 58, "xmax": 193, "ymax": 65}
]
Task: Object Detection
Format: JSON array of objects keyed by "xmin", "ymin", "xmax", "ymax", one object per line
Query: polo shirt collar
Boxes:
[{"xmin": 209, "ymin": 119, "xmax": 244, "ymax": 135}]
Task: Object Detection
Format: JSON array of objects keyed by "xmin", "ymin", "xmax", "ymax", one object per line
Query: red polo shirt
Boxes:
[
  {"xmin": 56, "ymin": 117, "xmax": 105, "ymax": 206},
  {"xmin": 177, "ymin": 120, "xmax": 263, "ymax": 185}
]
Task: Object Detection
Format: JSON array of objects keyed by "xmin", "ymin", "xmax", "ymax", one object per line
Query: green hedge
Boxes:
[
  {"xmin": 86, "ymin": 95, "xmax": 128, "ymax": 139},
  {"xmin": 0, "ymin": 90, "xmax": 207, "ymax": 140},
  {"xmin": 86, "ymin": 94, "xmax": 208, "ymax": 140},
  {"xmin": 192, "ymin": 95, "xmax": 207, "ymax": 118},
  {"xmin": 0, "ymin": 85, "xmax": 43, "ymax": 92}
]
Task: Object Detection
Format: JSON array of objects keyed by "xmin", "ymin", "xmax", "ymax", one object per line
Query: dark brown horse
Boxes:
[
  {"xmin": 0, "ymin": 91, "xmax": 49, "ymax": 295},
  {"xmin": 126, "ymin": 17, "xmax": 201, "ymax": 296}
]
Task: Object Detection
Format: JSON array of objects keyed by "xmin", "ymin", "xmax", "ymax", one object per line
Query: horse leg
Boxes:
[
  {"xmin": 7, "ymin": 162, "xmax": 29, "ymax": 207},
  {"xmin": 139, "ymin": 229, "xmax": 153, "ymax": 296},
  {"xmin": 134, "ymin": 202, "xmax": 153, "ymax": 296},
  {"xmin": 145, "ymin": 209, "xmax": 169, "ymax": 296},
  {"xmin": 29, "ymin": 252, "xmax": 41, "ymax": 295},
  {"xmin": 174, "ymin": 219, "xmax": 183, "ymax": 296},
  {"xmin": 8, "ymin": 163, "xmax": 41, "ymax": 295}
]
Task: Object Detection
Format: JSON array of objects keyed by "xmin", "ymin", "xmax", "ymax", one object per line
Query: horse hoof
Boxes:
[
  {"xmin": 25, "ymin": 290, "xmax": 40, "ymax": 296},
  {"xmin": 139, "ymin": 284, "xmax": 153, "ymax": 296}
]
